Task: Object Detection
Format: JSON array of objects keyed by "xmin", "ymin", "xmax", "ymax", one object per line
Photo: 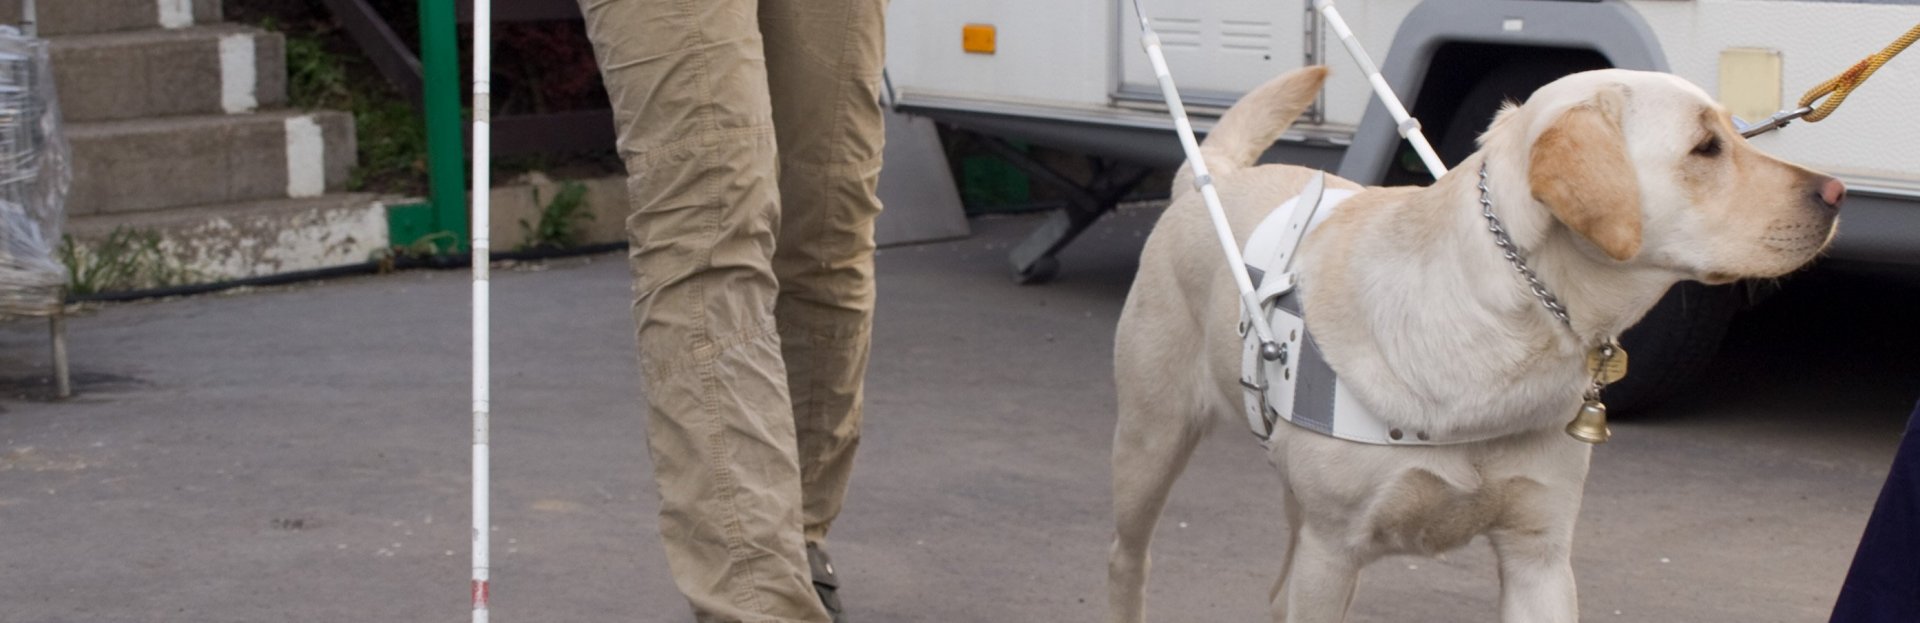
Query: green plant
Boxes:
[
  {"xmin": 285, "ymin": 33, "xmax": 351, "ymax": 109},
  {"xmin": 397, "ymin": 231, "xmax": 458, "ymax": 258},
  {"xmin": 59, "ymin": 228, "xmax": 204, "ymax": 295},
  {"xmin": 518, "ymin": 181, "xmax": 593, "ymax": 250},
  {"xmin": 348, "ymin": 95, "xmax": 428, "ymax": 193},
  {"xmin": 269, "ymin": 25, "xmax": 427, "ymax": 195}
]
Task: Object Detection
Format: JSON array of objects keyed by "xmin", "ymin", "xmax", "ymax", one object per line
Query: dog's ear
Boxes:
[{"xmin": 1528, "ymin": 87, "xmax": 1642, "ymax": 262}]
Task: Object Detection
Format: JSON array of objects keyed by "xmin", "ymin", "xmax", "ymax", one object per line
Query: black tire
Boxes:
[
  {"xmin": 1377, "ymin": 46, "xmax": 1610, "ymax": 186},
  {"xmin": 1435, "ymin": 57, "xmax": 1611, "ymax": 165},
  {"xmin": 1602, "ymin": 282, "xmax": 1745, "ymax": 415}
]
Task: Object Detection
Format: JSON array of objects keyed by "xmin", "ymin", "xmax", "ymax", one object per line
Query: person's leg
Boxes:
[
  {"xmin": 758, "ymin": 0, "xmax": 889, "ymax": 548},
  {"xmin": 1828, "ymin": 401, "xmax": 1920, "ymax": 622},
  {"xmin": 579, "ymin": 0, "xmax": 827, "ymax": 620}
]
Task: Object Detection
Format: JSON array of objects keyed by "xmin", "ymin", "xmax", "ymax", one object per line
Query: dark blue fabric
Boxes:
[{"xmin": 1829, "ymin": 400, "xmax": 1920, "ymax": 623}]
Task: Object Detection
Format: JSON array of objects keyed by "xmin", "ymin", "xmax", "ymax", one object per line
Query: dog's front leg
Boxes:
[
  {"xmin": 1490, "ymin": 526, "xmax": 1579, "ymax": 623},
  {"xmin": 1276, "ymin": 524, "xmax": 1360, "ymax": 623}
]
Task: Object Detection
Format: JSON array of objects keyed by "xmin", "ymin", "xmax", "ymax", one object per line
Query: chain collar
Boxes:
[
  {"xmin": 1476, "ymin": 162, "xmax": 1573, "ymax": 329},
  {"xmin": 1477, "ymin": 163, "xmax": 1629, "ymax": 444}
]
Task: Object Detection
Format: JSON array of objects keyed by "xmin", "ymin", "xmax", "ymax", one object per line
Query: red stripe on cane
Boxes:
[{"xmin": 472, "ymin": 579, "xmax": 490, "ymax": 608}]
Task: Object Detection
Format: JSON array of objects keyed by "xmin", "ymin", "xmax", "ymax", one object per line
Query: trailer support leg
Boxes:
[
  {"xmin": 982, "ymin": 138, "xmax": 1152, "ymax": 284},
  {"xmin": 50, "ymin": 302, "xmax": 69, "ymax": 399}
]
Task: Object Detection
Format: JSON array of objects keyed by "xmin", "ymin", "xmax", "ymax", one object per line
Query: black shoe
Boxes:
[{"xmin": 806, "ymin": 543, "xmax": 845, "ymax": 623}]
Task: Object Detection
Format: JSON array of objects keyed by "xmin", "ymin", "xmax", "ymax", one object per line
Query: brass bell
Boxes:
[{"xmin": 1565, "ymin": 399, "xmax": 1612, "ymax": 444}]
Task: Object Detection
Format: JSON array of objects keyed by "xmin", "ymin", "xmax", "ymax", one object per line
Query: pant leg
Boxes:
[
  {"xmin": 758, "ymin": 0, "xmax": 889, "ymax": 545},
  {"xmin": 1828, "ymin": 401, "xmax": 1920, "ymax": 622},
  {"xmin": 578, "ymin": 0, "xmax": 828, "ymax": 620}
]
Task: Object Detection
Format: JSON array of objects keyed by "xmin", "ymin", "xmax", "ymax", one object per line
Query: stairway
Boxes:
[{"xmin": 1, "ymin": 0, "xmax": 389, "ymax": 287}]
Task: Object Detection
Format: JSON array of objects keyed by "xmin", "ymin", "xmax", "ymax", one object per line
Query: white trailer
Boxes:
[{"xmin": 884, "ymin": 0, "xmax": 1920, "ymax": 409}]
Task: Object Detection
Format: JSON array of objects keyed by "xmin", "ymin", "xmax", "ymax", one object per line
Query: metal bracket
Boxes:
[
  {"xmin": 985, "ymin": 138, "xmax": 1153, "ymax": 284},
  {"xmin": 1736, "ymin": 106, "xmax": 1814, "ymax": 138},
  {"xmin": 1239, "ymin": 375, "xmax": 1276, "ymax": 439}
]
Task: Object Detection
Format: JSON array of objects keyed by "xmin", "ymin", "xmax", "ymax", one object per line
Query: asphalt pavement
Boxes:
[{"xmin": 1, "ymin": 208, "xmax": 1914, "ymax": 622}]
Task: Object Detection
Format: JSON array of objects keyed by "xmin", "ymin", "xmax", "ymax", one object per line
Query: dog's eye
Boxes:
[{"xmin": 1692, "ymin": 136, "xmax": 1722, "ymax": 157}]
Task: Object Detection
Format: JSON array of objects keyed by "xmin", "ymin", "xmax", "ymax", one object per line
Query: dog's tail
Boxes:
[{"xmin": 1178, "ymin": 66, "xmax": 1329, "ymax": 191}]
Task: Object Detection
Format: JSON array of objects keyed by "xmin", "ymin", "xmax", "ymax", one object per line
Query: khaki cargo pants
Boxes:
[{"xmin": 578, "ymin": 0, "xmax": 886, "ymax": 620}]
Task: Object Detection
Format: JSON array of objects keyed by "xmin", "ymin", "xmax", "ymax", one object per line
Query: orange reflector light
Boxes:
[{"xmin": 963, "ymin": 24, "xmax": 996, "ymax": 54}]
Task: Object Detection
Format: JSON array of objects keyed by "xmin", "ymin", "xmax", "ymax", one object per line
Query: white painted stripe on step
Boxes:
[
  {"xmin": 285, "ymin": 115, "xmax": 326, "ymax": 198},
  {"xmin": 158, "ymin": 0, "xmax": 193, "ymax": 28},
  {"xmin": 219, "ymin": 35, "xmax": 258, "ymax": 113}
]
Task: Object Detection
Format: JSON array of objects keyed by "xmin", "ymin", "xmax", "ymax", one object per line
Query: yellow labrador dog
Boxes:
[{"xmin": 1108, "ymin": 66, "xmax": 1844, "ymax": 623}]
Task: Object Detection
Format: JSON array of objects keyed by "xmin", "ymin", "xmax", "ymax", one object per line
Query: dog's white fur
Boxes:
[{"xmin": 1108, "ymin": 66, "xmax": 1841, "ymax": 622}]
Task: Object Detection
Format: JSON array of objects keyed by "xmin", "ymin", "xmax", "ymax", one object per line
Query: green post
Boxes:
[{"xmin": 419, "ymin": 0, "xmax": 467, "ymax": 251}]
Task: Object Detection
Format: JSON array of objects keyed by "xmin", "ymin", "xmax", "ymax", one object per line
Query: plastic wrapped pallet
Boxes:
[{"xmin": 0, "ymin": 24, "xmax": 68, "ymax": 315}]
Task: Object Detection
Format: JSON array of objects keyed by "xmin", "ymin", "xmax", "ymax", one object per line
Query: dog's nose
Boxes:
[{"xmin": 1818, "ymin": 176, "xmax": 1847, "ymax": 209}]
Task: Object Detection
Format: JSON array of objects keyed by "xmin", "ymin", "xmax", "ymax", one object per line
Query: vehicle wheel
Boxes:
[
  {"xmin": 1601, "ymin": 282, "xmax": 1745, "ymax": 415},
  {"xmin": 1434, "ymin": 56, "xmax": 1610, "ymax": 165}
]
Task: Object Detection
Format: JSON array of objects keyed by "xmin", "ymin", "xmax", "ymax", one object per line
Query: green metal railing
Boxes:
[{"xmin": 418, "ymin": 0, "xmax": 466, "ymax": 252}]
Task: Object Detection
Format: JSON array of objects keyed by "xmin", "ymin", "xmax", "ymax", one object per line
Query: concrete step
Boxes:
[
  {"xmin": 68, "ymin": 110, "xmax": 357, "ymax": 216},
  {"xmin": 50, "ymin": 25, "xmax": 286, "ymax": 122},
  {"xmin": 65, "ymin": 193, "xmax": 392, "ymax": 285},
  {"xmin": 0, "ymin": 0, "xmax": 221, "ymax": 36}
]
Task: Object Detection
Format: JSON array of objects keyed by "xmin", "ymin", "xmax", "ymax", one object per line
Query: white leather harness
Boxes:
[{"xmin": 1238, "ymin": 173, "xmax": 1503, "ymax": 448}]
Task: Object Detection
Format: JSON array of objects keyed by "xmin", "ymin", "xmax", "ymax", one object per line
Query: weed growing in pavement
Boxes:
[{"xmin": 519, "ymin": 181, "xmax": 593, "ymax": 251}]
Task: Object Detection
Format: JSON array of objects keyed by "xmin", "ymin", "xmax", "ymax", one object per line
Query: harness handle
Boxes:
[
  {"xmin": 1130, "ymin": 0, "xmax": 1285, "ymax": 357},
  {"xmin": 1312, "ymin": 0, "xmax": 1447, "ymax": 180}
]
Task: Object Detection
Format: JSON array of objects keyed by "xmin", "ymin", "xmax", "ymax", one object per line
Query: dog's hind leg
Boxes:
[
  {"xmin": 1106, "ymin": 386, "xmax": 1210, "ymax": 623},
  {"xmin": 1490, "ymin": 525, "xmax": 1579, "ymax": 623}
]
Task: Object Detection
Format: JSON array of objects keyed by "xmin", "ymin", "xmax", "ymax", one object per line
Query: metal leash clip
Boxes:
[{"xmin": 1736, "ymin": 106, "xmax": 1814, "ymax": 139}]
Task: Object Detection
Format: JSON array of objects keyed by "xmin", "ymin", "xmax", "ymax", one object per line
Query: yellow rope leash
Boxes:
[{"xmin": 1798, "ymin": 22, "xmax": 1920, "ymax": 123}]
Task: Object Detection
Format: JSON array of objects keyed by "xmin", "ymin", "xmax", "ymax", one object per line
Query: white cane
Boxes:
[
  {"xmin": 470, "ymin": 0, "xmax": 493, "ymax": 620},
  {"xmin": 1128, "ymin": 0, "xmax": 1449, "ymax": 359},
  {"xmin": 1313, "ymin": 0, "xmax": 1448, "ymax": 179},
  {"xmin": 1128, "ymin": 0, "xmax": 1285, "ymax": 361}
]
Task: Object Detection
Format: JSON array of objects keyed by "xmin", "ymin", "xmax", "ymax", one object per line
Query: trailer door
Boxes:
[{"xmin": 1116, "ymin": 0, "xmax": 1310, "ymax": 108}]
